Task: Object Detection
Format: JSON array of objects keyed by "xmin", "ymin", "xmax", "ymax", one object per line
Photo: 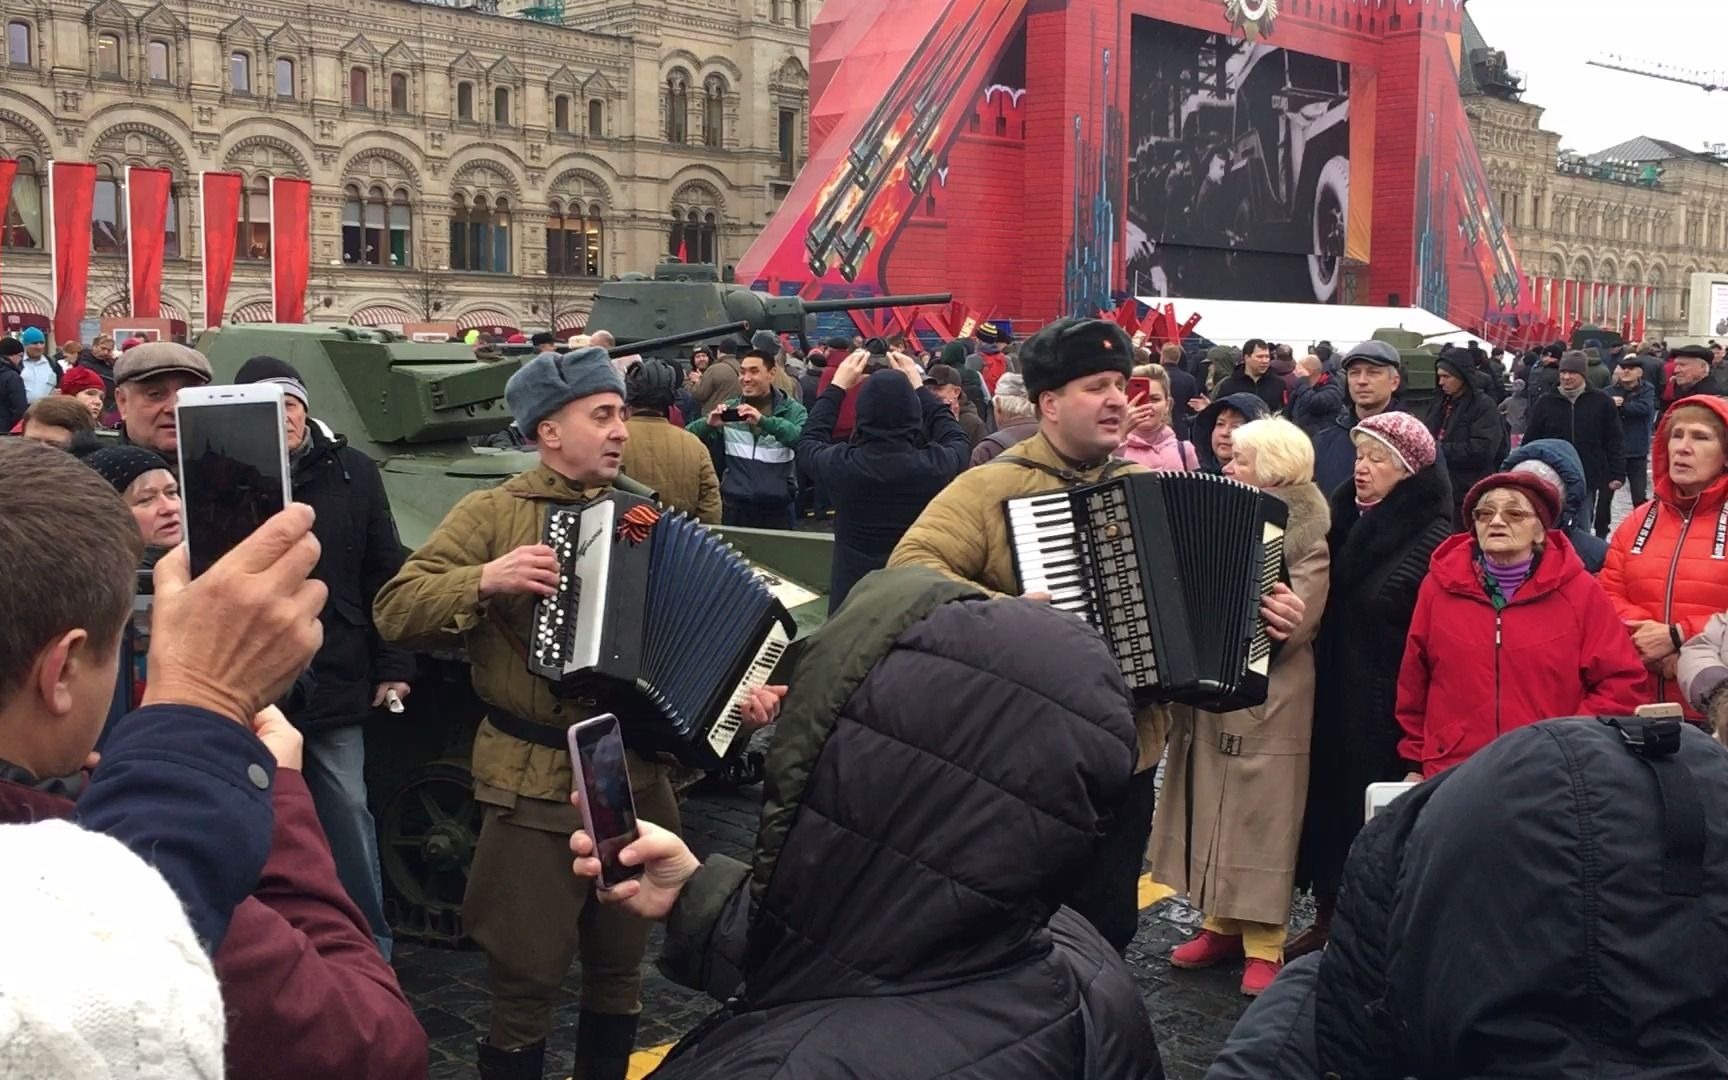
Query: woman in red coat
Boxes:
[
  {"xmin": 1601, "ymin": 396, "xmax": 1728, "ymax": 718},
  {"xmin": 1396, "ymin": 471, "xmax": 1647, "ymax": 778}
]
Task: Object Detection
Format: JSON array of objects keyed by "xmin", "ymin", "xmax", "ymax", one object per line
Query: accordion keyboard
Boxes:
[
  {"xmin": 1079, "ymin": 484, "xmax": 1159, "ymax": 691},
  {"xmin": 707, "ymin": 622, "xmax": 792, "ymax": 758},
  {"xmin": 533, "ymin": 510, "xmax": 584, "ymax": 673},
  {"xmin": 1006, "ymin": 492, "xmax": 1093, "ymax": 617}
]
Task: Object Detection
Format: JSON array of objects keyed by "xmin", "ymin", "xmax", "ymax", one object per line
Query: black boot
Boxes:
[
  {"xmin": 476, "ymin": 1037, "xmax": 545, "ymax": 1080},
  {"xmin": 573, "ymin": 1010, "xmax": 638, "ymax": 1080}
]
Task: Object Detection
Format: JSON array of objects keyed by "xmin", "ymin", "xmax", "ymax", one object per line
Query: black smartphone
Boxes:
[
  {"xmin": 720, "ymin": 406, "xmax": 744, "ymax": 422},
  {"xmin": 568, "ymin": 714, "xmax": 643, "ymax": 890},
  {"xmin": 174, "ymin": 384, "xmax": 292, "ymax": 577}
]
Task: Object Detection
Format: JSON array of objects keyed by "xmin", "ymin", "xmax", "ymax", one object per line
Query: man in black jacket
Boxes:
[
  {"xmin": 236, "ymin": 355, "xmax": 416, "ymax": 958},
  {"xmin": 0, "ymin": 337, "xmax": 25, "ymax": 431},
  {"xmin": 797, "ymin": 349, "xmax": 969, "ymax": 613},
  {"xmin": 1425, "ymin": 349, "xmax": 1505, "ymax": 524},
  {"xmin": 1214, "ymin": 338, "xmax": 1286, "ymax": 415},
  {"xmin": 1666, "ymin": 344, "xmax": 1728, "ymax": 407},
  {"xmin": 1523, "ymin": 350, "xmax": 1624, "ymax": 532}
]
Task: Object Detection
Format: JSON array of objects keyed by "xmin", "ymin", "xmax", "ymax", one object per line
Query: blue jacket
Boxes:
[
  {"xmin": 688, "ymin": 388, "xmax": 808, "ymax": 507},
  {"xmin": 1502, "ymin": 438, "xmax": 1608, "ymax": 573},
  {"xmin": 1608, "ymin": 378, "xmax": 1658, "ymax": 459},
  {"xmin": 75, "ymin": 705, "xmax": 274, "ymax": 954}
]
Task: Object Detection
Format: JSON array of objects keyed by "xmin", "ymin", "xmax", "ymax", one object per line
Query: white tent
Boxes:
[{"xmin": 1135, "ymin": 297, "xmax": 1477, "ymax": 353}]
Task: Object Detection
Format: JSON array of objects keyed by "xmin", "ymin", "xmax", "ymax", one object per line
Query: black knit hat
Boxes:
[
  {"xmin": 1019, "ymin": 318, "xmax": 1134, "ymax": 401},
  {"xmin": 84, "ymin": 445, "xmax": 170, "ymax": 495},
  {"xmin": 234, "ymin": 354, "xmax": 309, "ymax": 407},
  {"xmin": 1435, "ymin": 352, "xmax": 1471, "ymax": 386},
  {"xmin": 0, "ymin": 337, "xmax": 20, "ymax": 357}
]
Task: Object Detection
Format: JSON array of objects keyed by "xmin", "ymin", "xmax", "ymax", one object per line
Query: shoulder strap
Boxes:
[
  {"xmin": 991, "ymin": 454, "xmax": 1130, "ymax": 486},
  {"xmin": 611, "ymin": 473, "xmax": 659, "ymax": 501},
  {"xmin": 1179, "ymin": 441, "xmax": 1194, "ymax": 470}
]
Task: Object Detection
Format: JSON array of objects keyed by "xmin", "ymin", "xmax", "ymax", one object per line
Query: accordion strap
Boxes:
[
  {"xmin": 487, "ymin": 605, "xmax": 532, "ymax": 666},
  {"xmin": 994, "ymin": 454, "xmax": 1131, "ymax": 486}
]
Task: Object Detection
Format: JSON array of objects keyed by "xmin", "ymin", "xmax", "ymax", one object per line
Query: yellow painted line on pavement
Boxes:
[
  {"xmin": 1139, "ymin": 873, "xmax": 1176, "ymax": 909},
  {"xmin": 628, "ymin": 1042, "xmax": 675, "ymax": 1078}
]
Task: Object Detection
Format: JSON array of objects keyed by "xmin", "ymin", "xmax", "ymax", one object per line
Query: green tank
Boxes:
[
  {"xmin": 194, "ymin": 321, "xmax": 835, "ymax": 942},
  {"xmin": 1369, "ymin": 326, "xmax": 1438, "ymax": 415}
]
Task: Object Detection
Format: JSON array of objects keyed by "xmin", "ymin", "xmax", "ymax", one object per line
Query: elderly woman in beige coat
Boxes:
[{"xmin": 1149, "ymin": 417, "xmax": 1331, "ymax": 998}]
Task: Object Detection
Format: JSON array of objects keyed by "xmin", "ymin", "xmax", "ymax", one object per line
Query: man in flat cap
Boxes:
[
  {"xmin": 890, "ymin": 317, "xmax": 1306, "ymax": 956},
  {"xmin": 1665, "ymin": 344, "xmax": 1728, "ymax": 408},
  {"xmin": 373, "ymin": 346, "xmax": 782, "ymax": 1079},
  {"xmin": 112, "ymin": 341, "xmax": 213, "ymax": 459}
]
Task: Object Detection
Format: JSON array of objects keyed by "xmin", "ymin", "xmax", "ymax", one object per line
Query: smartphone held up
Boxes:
[
  {"xmin": 568, "ymin": 714, "xmax": 644, "ymax": 891},
  {"xmin": 174, "ymin": 384, "xmax": 293, "ymax": 576}
]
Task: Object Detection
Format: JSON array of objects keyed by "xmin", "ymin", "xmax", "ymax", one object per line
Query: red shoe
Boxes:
[
  {"xmin": 1240, "ymin": 957, "xmax": 1282, "ymax": 997},
  {"xmin": 1169, "ymin": 930, "xmax": 1244, "ymax": 970}
]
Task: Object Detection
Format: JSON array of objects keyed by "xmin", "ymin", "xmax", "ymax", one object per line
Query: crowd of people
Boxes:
[{"xmin": 8, "ymin": 310, "xmax": 1728, "ymax": 1080}]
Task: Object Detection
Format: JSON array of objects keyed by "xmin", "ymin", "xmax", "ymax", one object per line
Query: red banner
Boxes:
[
  {"xmin": 0, "ymin": 158, "xmax": 15, "ymax": 305},
  {"xmin": 125, "ymin": 166, "xmax": 171, "ymax": 319},
  {"xmin": 200, "ymin": 172, "xmax": 243, "ymax": 328},
  {"xmin": 270, "ymin": 177, "xmax": 311, "ymax": 323},
  {"xmin": 49, "ymin": 162, "xmax": 96, "ymax": 346}
]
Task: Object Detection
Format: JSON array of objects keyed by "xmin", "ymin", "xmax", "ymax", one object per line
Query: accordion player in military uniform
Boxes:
[{"xmin": 374, "ymin": 345, "xmax": 785, "ymax": 1080}]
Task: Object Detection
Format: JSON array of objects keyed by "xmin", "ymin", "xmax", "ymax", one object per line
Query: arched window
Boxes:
[
  {"xmin": 7, "ymin": 21, "xmax": 30, "ymax": 66},
  {"xmin": 666, "ymin": 72, "xmax": 688, "ymax": 142},
  {"xmin": 147, "ymin": 39, "xmax": 170, "ymax": 81},
  {"xmin": 390, "ymin": 72, "xmax": 408, "ymax": 112},
  {"xmin": 274, "ymin": 57, "xmax": 294, "ymax": 98},
  {"xmin": 349, "ymin": 66, "xmax": 369, "ymax": 107},
  {"xmin": 669, "ymin": 186, "xmax": 720, "ymax": 264},
  {"xmin": 492, "ymin": 197, "xmax": 511, "ymax": 272},
  {"xmin": 342, "ymin": 185, "xmax": 364, "ymax": 263},
  {"xmin": 364, "ymin": 186, "xmax": 386, "ymax": 266},
  {"xmin": 389, "ymin": 188, "xmax": 411, "ymax": 267},
  {"xmin": 792, "ymin": 0, "xmax": 805, "ymax": 27},
  {"xmin": 703, "ymin": 75, "xmax": 725, "ymax": 147},
  {"xmin": 241, "ymin": 175, "xmax": 270, "ymax": 259},
  {"xmin": 163, "ymin": 181, "xmax": 181, "ymax": 259},
  {"xmin": 230, "ymin": 51, "xmax": 252, "ymax": 93},
  {"xmin": 96, "ymin": 33, "xmax": 121, "ymax": 77},
  {"xmin": 448, "ymin": 194, "xmax": 468, "ymax": 269},
  {"xmin": 588, "ymin": 98, "xmax": 604, "ymax": 137},
  {"xmin": 2, "ymin": 156, "xmax": 43, "ymax": 249},
  {"xmin": 92, "ymin": 163, "xmax": 125, "ymax": 253},
  {"xmin": 554, "ymin": 94, "xmax": 570, "ymax": 133},
  {"xmin": 493, "ymin": 86, "xmax": 510, "ymax": 125},
  {"xmin": 547, "ymin": 200, "xmax": 603, "ymax": 277},
  {"xmin": 456, "ymin": 81, "xmax": 474, "ymax": 121},
  {"xmin": 450, "ymin": 194, "xmax": 509, "ymax": 273}
]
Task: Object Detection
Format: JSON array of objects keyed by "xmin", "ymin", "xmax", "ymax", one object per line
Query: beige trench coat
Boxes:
[{"xmin": 1148, "ymin": 481, "xmax": 1331, "ymax": 926}]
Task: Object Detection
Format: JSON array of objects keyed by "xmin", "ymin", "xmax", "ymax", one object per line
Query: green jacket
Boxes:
[{"xmin": 687, "ymin": 389, "xmax": 808, "ymax": 506}]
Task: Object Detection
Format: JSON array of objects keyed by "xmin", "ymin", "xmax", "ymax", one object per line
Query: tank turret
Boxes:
[
  {"xmin": 1369, "ymin": 326, "xmax": 1438, "ymax": 413},
  {"xmin": 589, "ymin": 260, "xmax": 949, "ymax": 354}
]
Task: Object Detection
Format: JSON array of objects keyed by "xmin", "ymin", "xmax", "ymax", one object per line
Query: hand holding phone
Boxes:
[
  {"xmin": 175, "ymin": 384, "xmax": 292, "ymax": 577},
  {"xmin": 568, "ymin": 715, "xmax": 644, "ymax": 891},
  {"xmin": 1128, "ymin": 376, "xmax": 1154, "ymax": 402},
  {"xmin": 720, "ymin": 406, "xmax": 744, "ymax": 423},
  {"xmin": 568, "ymin": 808, "xmax": 697, "ymax": 919}
]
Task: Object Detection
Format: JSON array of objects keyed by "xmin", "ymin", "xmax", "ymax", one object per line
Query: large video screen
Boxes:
[{"xmin": 1127, "ymin": 16, "xmax": 1351, "ymax": 303}]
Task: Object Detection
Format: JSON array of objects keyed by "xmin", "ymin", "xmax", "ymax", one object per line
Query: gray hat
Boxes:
[
  {"xmin": 994, "ymin": 372, "xmax": 1028, "ymax": 400},
  {"xmin": 505, "ymin": 346, "xmax": 626, "ymax": 431},
  {"xmin": 1560, "ymin": 350, "xmax": 1589, "ymax": 375},
  {"xmin": 1342, "ymin": 340, "xmax": 1402, "ymax": 369},
  {"xmin": 113, "ymin": 342, "xmax": 213, "ymax": 387}
]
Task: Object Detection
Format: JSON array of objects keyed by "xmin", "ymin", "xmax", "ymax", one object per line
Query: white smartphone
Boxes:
[
  {"xmin": 174, "ymin": 383, "xmax": 292, "ymax": 577},
  {"xmin": 1365, "ymin": 781, "xmax": 1418, "ymax": 822},
  {"xmin": 568, "ymin": 714, "xmax": 643, "ymax": 891}
]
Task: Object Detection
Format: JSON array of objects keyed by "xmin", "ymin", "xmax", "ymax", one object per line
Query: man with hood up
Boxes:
[
  {"xmin": 797, "ymin": 351, "xmax": 969, "ymax": 612},
  {"xmin": 570, "ymin": 568, "xmax": 1167, "ymax": 1080},
  {"xmin": 1191, "ymin": 392, "xmax": 1272, "ymax": 473},
  {"xmin": 1425, "ymin": 348, "xmax": 1506, "ymax": 524},
  {"xmin": 235, "ymin": 355, "xmax": 416, "ymax": 958},
  {"xmin": 1503, "ymin": 439, "xmax": 1608, "ymax": 572},
  {"xmin": 1210, "ymin": 715, "xmax": 1728, "ymax": 1079}
]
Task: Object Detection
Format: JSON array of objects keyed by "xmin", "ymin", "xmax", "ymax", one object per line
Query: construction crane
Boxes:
[{"xmin": 1588, "ymin": 54, "xmax": 1728, "ymax": 92}]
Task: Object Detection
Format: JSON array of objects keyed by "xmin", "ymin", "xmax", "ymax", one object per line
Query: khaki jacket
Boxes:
[
  {"xmin": 887, "ymin": 430, "xmax": 1167, "ymax": 769},
  {"xmin": 694, "ymin": 356, "xmax": 742, "ymax": 416},
  {"xmin": 372, "ymin": 463, "xmax": 663, "ymax": 812},
  {"xmin": 1148, "ymin": 481, "xmax": 1331, "ymax": 926},
  {"xmin": 623, "ymin": 415, "xmax": 722, "ymax": 524}
]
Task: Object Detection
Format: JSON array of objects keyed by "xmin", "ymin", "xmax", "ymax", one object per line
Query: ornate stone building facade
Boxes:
[
  {"xmin": 1462, "ymin": 16, "xmax": 1728, "ymax": 342},
  {"xmin": 0, "ymin": 0, "xmax": 815, "ymax": 334}
]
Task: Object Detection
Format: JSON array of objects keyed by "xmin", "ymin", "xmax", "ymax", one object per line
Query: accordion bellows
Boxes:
[
  {"xmin": 1006, "ymin": 471, "xmax": 1286, "ymax": 712},
  {"xmin": 530, "ymin": 492, "xmax": 795, "ymax": 769}
]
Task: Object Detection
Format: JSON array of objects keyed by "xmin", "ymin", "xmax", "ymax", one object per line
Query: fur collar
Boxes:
[
  {"xmin": 1328, "ymin": 463, "xmax": 1453, "ymax": 582},
  {"xmin": 1267, "ymin": 481, "xmax": 1331, "ymax": 563}
]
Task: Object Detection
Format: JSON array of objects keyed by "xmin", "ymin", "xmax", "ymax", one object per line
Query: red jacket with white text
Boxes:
[{"xmin": 1396, "ymin": 531, "xmax": 1647, "ymax": 778}]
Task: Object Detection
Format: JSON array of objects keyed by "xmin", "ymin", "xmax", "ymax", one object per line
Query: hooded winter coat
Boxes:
[
  {"xmin": 1211, "ymin": 719, "xmax": 1728, "ymax": 1079},
  {"xmin": 1295, "ymin": 463, "xmax": 1452, "ymax": 898},
  {"xmin": 646, "ymin": 569, "xmax": 1166, "ymax": 1080},
  {"xmin": 1424, "ymin": 377, "xmax": 1505, "ymax": 522},
  {"xmin": 1214, "ymin": 367, "xmax": 1287, "ymax": 416},
  {"xmin": 1150, "ymin": 482, "xmax": 1330, "ymax": 926},
  {"xmin": 1503, "ymin": 439, "xmax": 1608, "ymax": 572},
  {"xmin": 1191, "ymin": 393, "xmax": 1272, "ymax": 473},
  {"xmin": 1286, "ymin": 371, "xmax": 1345, "ymax": 439},
  {"xmin": 797, "ymin": 376, "xmax": 969, "ymax": 613},
  {"xmin": 1608, "ymin": 374, "xmax": 1658, "ymax": 456},
  {"xmin": 1113, "ymin": 420, "xmax": 1196, "ymax": 471},
  {"xmin": 1523, "ymin": 384, "xmax": 1625, "ymax": 492},
  {"xmin": 1601, "ymin": 394, "xmax": 1728, "ymax": 717},
  {"xmin": 1395, "ymin": 532, "xmax": 1648, "ymax": 778}
]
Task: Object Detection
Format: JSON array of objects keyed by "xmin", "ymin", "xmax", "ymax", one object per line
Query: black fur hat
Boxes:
[{"xmin": 1018, "ymin": 318, "xmax": 1134, "ymax": 401}]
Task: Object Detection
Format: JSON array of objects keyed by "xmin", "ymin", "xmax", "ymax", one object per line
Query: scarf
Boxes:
[
  {"xmin": 1559, "ymin": 382, "xmax": 1586, "ymax": 402},
  {"xmin": 1480, "ymin": 553, "xmax": 1534, "ymax": 608}
]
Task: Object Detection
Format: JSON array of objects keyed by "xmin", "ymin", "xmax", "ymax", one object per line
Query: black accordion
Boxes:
[
  {"xmin": 528, "ymin": 492, "xmax": 796, "ymax": 769},
  {"xmin": 1005, "ymin": 471, "xmax": 1287, "ymax": 711}
]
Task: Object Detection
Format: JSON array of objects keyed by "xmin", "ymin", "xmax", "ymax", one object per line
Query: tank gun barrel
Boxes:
[
  {"xmin": 608, "ymin": 321, "xmax": 749, "ymax": 357},
  {"xmin": 801, "ymin": 292, "xmax": 952, "ymax": 314}
]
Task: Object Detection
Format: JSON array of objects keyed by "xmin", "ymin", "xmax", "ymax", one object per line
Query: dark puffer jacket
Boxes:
[
  {"xmin": 1503, "ymin": 439, "xmax": 1607, "ymax": 572},
  {"xmin": 648, "ymin": 569, "xmax": 1166, "ymax": 1080},
  {"xmin": 1212, "ymin": 718, "xmax": 1728, "ymax": 1078}
]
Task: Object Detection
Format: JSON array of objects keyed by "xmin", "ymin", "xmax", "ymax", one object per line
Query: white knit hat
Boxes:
[{"xmin": 0, "ymin": 821, "xmax": 225, "ymax": 1078}]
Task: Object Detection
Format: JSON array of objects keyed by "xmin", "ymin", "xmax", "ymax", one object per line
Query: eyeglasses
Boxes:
[{"xmin": 1473, "ymin": 507, "xmax": 1534, "ymax": 525}]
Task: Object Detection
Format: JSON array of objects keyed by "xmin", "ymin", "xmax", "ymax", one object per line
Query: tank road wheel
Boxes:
[
  {"xmin": 1308, "ymin": 155, "xmax": 1349, "ymax": 303},
  {"xmin": 380, "ymin": 759, "xmax": 480, "ymax": 945}
]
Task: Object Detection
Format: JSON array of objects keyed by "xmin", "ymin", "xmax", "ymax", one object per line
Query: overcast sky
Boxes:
[{"xmin": 1467, "ymin": 0, "xmax": 1728, "ymax": 156}]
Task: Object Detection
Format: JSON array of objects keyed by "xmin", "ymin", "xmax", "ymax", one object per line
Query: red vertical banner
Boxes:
[
  {"xmin": 269, "ymin": 177, "xmax": 311, "ymax": 323},
  {"xmin": 1643, "ymin": 285, "xmax": 1654, "ymax": 342},
  {"xmin": 49, "ymin": 162, "xmax": 97, "ymax": 346},
  {"xmin": 1550, "ymin": 278, "xmax": 1562, "ymax": 325},
  {"xmin": 0, "ymin": 158, "xmax": 15, "ymax": 305},
  {"xmin": 199, "ymin": 172, "xmax": 243, "ymax": 328},
  {"xmin": 1561, "ymin": 280, "xmax": 1573, "ymax": 329},
  {"xmin": 125, "ymin": 165, "xmax": 171, "ymax": 318}
]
